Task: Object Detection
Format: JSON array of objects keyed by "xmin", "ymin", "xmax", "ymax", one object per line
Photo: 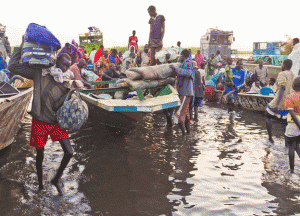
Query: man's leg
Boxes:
[
  {"xmin": 266, "ymin": 116, "xmax": 274, "ymax": 143},
  {"xmin": 194, "ymin": 106, "xmax": 199, "ymax": 121},
  {"xmin": 150, "ymin": 47, "xmax": 156, "ymax": 66},
  {"xmin": 288, "ymin": 137, "xmax": 296, "ymax": 172},
  {"xmin": 185, "ymin": 97, "xmax": 191, "ymax": 134},
  {"xmin": 36, "ymin": 147, "xmax": 45, "ymax": 191},
  {"xmin": 51, "ymin": 138, "xmax": 73, "ymax": 194}
]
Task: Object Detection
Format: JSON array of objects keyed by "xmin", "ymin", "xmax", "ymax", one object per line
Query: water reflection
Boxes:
[{"xmin": 2, "ymin": 103, "xmax": 300, "ymax": 215}]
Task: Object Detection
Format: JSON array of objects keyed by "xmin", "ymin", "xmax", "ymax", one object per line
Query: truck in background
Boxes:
[
  {"xmin": 79, "ymin": 26, "xmax": 103, "ymax": 54},
  {"xmin": 200, "ymin": 28, "xmax": 234, "ymax": 60}
]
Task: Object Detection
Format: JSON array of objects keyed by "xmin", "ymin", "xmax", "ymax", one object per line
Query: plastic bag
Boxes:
[{"xmin": 155, "ymin": 47, "xmax": 177, "ymax": 63}]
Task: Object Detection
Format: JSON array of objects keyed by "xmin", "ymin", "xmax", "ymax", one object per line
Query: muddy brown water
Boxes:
[{"xmin": 1, "ymin": 102, "xmax": 300, "ymax": 216}]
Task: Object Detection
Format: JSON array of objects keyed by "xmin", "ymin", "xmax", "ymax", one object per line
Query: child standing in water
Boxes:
[{"xmin": 285, "ymin": 77, "xmax": 300, "ymax": 173}]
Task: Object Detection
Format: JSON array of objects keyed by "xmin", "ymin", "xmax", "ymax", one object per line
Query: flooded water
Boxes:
[{"xmin": 1, "ymin": 102, "xmax": 300, "ymax": 215}]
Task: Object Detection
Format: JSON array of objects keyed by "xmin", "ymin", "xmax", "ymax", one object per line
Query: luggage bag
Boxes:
[{"xmin": 21, "ymin": 23, "xmax": 61, "ymax": 69}]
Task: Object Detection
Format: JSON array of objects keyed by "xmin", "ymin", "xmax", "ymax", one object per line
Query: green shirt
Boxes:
[{"xmin": 224, "ymin": 65, "xmax": 233, "ymax": 82}]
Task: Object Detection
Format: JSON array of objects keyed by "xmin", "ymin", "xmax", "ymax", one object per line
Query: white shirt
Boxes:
[
  {"xmin": 288, "ymin": 43, "xmax": 300, "ymax": 76},
  {"xmin": 89, "ymin": 50, "xmax": 97, "ymax": 63}
]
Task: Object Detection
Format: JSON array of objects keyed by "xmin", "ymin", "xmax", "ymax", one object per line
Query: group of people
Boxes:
[
  {"xmin": 202, "ymin": 38, "xmax": 300, "ymax": 174},
  {"xmin": 4, "ymin": 2, "xmax": 300, "ymax": 196}
]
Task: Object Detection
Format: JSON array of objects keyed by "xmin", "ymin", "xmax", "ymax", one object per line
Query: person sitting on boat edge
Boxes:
[
  {"xmin": 265, "ymin": 59, "xmax": 295, "ymax": 144},
  {"xmin": 268, "ymin": 77, "xmax": 277, "ymax": 93},
  {"xmin": 102, "ymin": 63, "xmax": 122, "ymax": 82},
  {"xmin": 247, "ymin": 81, "xmax": 262, "ymax": 94},
  {"xmin": 69, "ymin": 59, "xmax": 93, "ymax": 89},
  {"xmin": 255, "ymin": 59, "xmax": 269, "ymax": 87},
  {"xmin": 284, "ymin": 77, "xmax": 300, "ymax": 173},
  {"xmin": 8, "ymin": 38, "xmax": 77, "ymax": 194},
  {"xmin": 169, "ymin": 49, "xmax": 194, "ymax": 135}
]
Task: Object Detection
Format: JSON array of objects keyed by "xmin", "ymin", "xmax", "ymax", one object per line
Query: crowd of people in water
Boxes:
[{"xmin": 1, "ymin": 4, "xmax": 300, "ymax": 195}]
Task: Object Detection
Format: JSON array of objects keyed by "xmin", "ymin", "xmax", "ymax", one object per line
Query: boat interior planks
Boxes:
[
  {"xmin": 0, "ymin": 87, "xmax": 33, "ymax": 149},
  {"xmin": 79, "ymin": 83, "xmax": 181, "ymax": 129},
  {"xmin": 214, "ymin": 90, "xmax": 274, "ymax": 112}
]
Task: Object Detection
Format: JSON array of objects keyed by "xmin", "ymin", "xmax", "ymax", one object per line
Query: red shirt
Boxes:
[
  {"xmin": 94, "ymin": 48, "xmax": 103, "ymax": 64},
  {"xmin": 129, "ymin": 36, "xmax": 138, "ymax": 52}
]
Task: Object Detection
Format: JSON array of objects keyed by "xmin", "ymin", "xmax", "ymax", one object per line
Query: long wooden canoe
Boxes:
[
  {"xmin": 80, "ymin": 83, "xmax": 180, "ymax": 130},
  {"xmin": 0, "ymin": 87, "xmax": 33, "ymax": 150},
  {"xmin": 215, "ymin": 90, "xmax": 274, "ymax": 112},
  {"xmin": 243, "ymin": 63, "xmax": 281, "ymax": 80}
]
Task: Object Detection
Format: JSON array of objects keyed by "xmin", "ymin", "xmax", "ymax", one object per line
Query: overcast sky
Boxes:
[{"xmin": 2, "ymin": 0, "xmax": 299, "ymax": 51}]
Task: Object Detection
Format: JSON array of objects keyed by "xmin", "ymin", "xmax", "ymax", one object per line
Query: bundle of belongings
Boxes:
[
  {"xmin": 115, "ymin": 63, "xmax": 181, "ymax": 90},
  {"xmin": 155, "ymin": 47, "xmax": 177, "ymax": 63},
  {"xmin": 21, "ymin": 23, "xmax": 61, "ymax": 69}
]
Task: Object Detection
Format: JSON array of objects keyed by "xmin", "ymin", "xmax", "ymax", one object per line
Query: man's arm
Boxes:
[
  {"xmin": 161, "ymin": 17, "xmax": 165, "ymax": 40},
  {"xmin": 274, "ymin": 85, "xmax": 286, "ymax": 109},
  {"xmin": 102, "ymin": 73, "xmax": 113, "ymax": 81},
  {"xmin": 8, "ymin": 47, "xmax": 37, "ymax": 80},
  {"xmin": 128, "ymin": 37, "xmax": 131, "ymax": 49},
  {"xmin": 290, "ymin": 110, "xmax": 300, "ymax": 129},
  {"xmin": 171, "ymin": 64, "xmax": 193, "ymax": 78}
]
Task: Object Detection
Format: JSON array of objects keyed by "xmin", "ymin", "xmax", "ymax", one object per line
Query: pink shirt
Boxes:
[{"xmin": 69, "ymin": 63, "xmax": 82, "ymax": 81}]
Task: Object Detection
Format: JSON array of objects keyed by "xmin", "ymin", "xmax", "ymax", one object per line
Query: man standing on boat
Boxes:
[
  {"xmin": 148, "ymin": 5, "xmax": 165, "ymax": 66},
  {"xmin": 254, "ymin": 59, "xmax": 268, "ymax": 87},
  {"xmin": 288, "ymin": 38, "xmax": 300, "ymax": 76},
  {"xmin": 128, "ymin": 30, "xmax": 138, "ymax": 53}
]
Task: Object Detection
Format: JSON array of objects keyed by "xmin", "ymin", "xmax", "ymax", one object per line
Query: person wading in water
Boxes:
[
  {"xmin": 170, "ymin": 49, "xmax": 195, "ymax": 135},
  {"xmin": 284, "ymin": 77, "xmax": 300, "ymax": 173},
  {"xmin": 265, "ymin": 59, "xmax": 295, "ymax": 144},
  {"xmin": 9, "ymin": 36, "xmax": 76, "ymax": 195}
]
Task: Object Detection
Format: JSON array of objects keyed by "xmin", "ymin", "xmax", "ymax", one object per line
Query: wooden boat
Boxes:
[
  {"xmin": 243, "ymin": 63, "xmax": 281, "ymax": 80},
  {"xmin": 0, "ymin": 87, "xmax": 33, "ymax": 150},
  {"xmin": 79, "ymin": 82, "xmax": 180, "ymax": 130},
  {"xmin": 215, "ymin": 90, "xmax": 274, "ymax": 112}
]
